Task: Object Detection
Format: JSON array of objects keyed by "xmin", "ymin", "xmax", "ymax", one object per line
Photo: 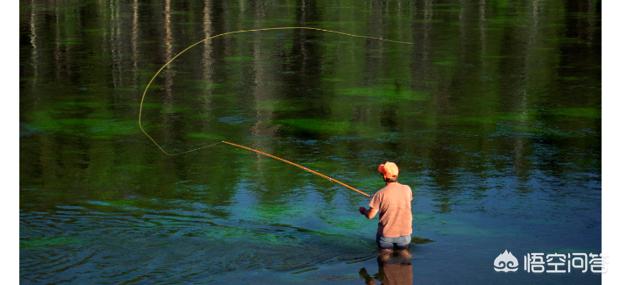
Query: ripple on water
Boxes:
[{"xmin": 21, "ymin": 203, "xmax": 380, "ymax": 283}]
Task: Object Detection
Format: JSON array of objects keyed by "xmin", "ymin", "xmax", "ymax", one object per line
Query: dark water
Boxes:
[{"xmin": 20, "ymin": 0, "xmax": 601, "ymax": 284}]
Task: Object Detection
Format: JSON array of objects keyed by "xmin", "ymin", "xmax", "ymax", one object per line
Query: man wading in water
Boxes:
[{"xmin": 359, "ymin": 162, "xmax": 413, "ymax": 257}]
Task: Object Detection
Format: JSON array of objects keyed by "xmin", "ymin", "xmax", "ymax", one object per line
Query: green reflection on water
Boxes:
[
  {"xmin": 30, "ymin": 111, "xmax": 136, "ymax": 138},
  {"xmin": 21, "ymin": 236, "xmax": 82, "ymax": 249},
  {"xmin": 549, "ymin": 107, "xmax": 600, "ymax": 119},
  {"xmin": 277, "ymin": 118, "xmax": 352, "ymax": 135},
  {"xmin": 339, "ymin": 85, "xmax": 429, "ymax": 102}
]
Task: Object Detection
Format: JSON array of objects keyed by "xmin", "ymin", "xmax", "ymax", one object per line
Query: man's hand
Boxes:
[
  {"xmin": 359, "ymin": 207, "xmax": 367, "ymax": 216},
  {"xmin": 359, "ymin": 206, "xmax": 378, "ymax": 219}
]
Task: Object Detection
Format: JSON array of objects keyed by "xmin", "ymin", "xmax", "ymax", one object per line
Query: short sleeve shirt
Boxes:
[{"xmin": 369, "ymin": 182, "xmax": 413, "ymax": 237}]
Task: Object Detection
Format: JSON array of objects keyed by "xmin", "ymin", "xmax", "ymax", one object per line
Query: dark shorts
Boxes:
[{"xmin": 376, "ymin": 234, "xmax": 411, "ymax": 249}]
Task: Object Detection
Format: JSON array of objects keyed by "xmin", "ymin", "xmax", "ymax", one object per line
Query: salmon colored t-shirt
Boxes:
[{"xmin": 368, "ymin": 182, "xmax": 413, "ymax": 238}]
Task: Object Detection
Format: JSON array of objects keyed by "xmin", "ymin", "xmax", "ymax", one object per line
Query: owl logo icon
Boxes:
[{"xmin": 494, "ymin": 250, "xmax": 519, "ymax": 272}]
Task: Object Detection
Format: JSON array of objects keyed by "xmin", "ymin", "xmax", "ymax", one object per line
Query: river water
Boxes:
[{"xmin": 20, "ymin": 0, "xmax": 600, "ymax": 284}]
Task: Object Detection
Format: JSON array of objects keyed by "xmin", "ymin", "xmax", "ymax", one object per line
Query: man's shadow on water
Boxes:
[{"xmin": 359, "ymin": 249, "xmax": 413, "ymax": 285}]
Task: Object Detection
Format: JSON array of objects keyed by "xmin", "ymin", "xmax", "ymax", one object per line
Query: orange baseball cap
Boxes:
[{"xmin": 378, "ymin": 161, "xmax": 399, "ymax": 178}]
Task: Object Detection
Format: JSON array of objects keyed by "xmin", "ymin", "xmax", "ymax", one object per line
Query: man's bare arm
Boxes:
[{"xmin": 359, "ymin": 207, "xmax": 379, "ymax": 219}]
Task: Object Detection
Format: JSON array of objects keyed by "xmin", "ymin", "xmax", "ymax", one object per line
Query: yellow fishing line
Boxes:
[{"xmin": 138, "ymin": 26, "xmax": 413, "ymax": 197}]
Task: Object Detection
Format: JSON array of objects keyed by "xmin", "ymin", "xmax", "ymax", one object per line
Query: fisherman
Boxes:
[{"xmin": 359, "ymin": 161, "xmax": 413, "ymax": 252}]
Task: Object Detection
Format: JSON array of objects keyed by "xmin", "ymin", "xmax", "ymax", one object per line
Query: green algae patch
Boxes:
[
  {"xmin": 203, "ymin": 225, "xmax": 253, "ymax": 240},
  {"xmin": 277, "ymin": 118, "xmax": 352, "ymax": 135},
  {"xmin": 29, "ymin": 112, "xmax": 136, "ymax": 139},
  {"xmin": 322, "ymin": 77, "xmax": 345, "ymax": 83},
  {"xmin": 50, "ymin": 100, "xmax": 104, "ymax": 109},
  {"xmin": 255, "ymin": 203, "xmax": 307, "ymax": 221},
  {"xmin": 549, "ymin": 107, "xmax": 600, "ymax": 119},
  {"xmin": 339, "ymin": 85, "xmax": 429, "ymax": 102},
  {"xmin": 324, "ymin": 216, "xmax": 366, "ymax": 230},
  {"xmin": 21, "ymin": 236, "xmax": 82, "ymax": 249},
  {"xmin": 303, "ymin": 161, "xmax": 338, "ymax": 172},
  {"xmin": 445, "ymin": 111, "xmax": 538, "ymax": 126},
  {"xmin": 275, "ymin": 117, "xmax": 386, "ymax": 137},
  {"xmin": 26, "ymin": 98, "xmax": 139, "ymax": 139},
  {"xmin": 186, "ymin": 132, "xmax": 225, "ymax": 141},
  {"xmin": 433, "ymin": 58, "xmax": 457, "ymax": 67},
  {"xmin": 59, "ymin": 38, "xmax": 82, "ymax": 46}
]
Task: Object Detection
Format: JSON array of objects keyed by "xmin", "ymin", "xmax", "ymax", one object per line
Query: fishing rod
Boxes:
[
  {"xmin": 138, "ymin": 27, "xmax": 413, "ymax": 199},
  {"xmin": 221, "ymin": 141, "xmax": 370, "ymax": 198}
]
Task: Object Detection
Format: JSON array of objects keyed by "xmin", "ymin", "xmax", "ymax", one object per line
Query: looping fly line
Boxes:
[{"xmin": 138, "ymin": 27, "xmax": 414, "ymax": 198}]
